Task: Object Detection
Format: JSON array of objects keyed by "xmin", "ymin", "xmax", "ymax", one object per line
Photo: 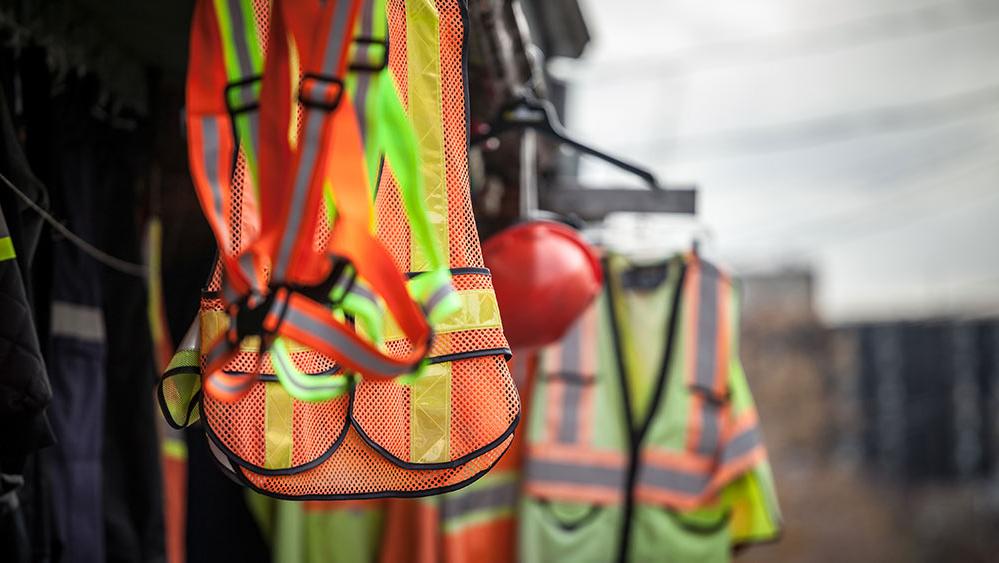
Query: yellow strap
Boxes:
[
  {"xmin": 410, "ymin": 361, "xmax": 451, "ymax": 463},
  {"xmin": 383, "ymin": 288, "xmax": 502, "ymax": 342},
  {"xmin": 264, "ymin": 382, "xmax": 294, "ymax": 469}
]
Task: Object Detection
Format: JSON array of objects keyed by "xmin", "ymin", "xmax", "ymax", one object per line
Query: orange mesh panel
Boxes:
[
  {"xmin": 438, "ymin": 3, "xmax": 482, "ymax": 270},
  {"xmin": 202, "ymin": 383, "xmax": 267, "ymax": 467},
  {"xmin": 446, "ymin": 355, "xmax": 519, "ymax": 460},
  {"xmin": 352, "ymin": 355, "xmax": 518, "ymax": 464},
  {"xmin": 252, "ymin": 0, "xmax": 271, "ymax": 48},
  {"xmin": 239, "ymin": 428, "xmax": 514, "ymax": 498},
  {"xmin": 202, "ymin": 382, "xmax": 350, "ymax": 470},
  {"xmin": 290, "ymin": 389, "xmax": 350, "ymax": 467}
]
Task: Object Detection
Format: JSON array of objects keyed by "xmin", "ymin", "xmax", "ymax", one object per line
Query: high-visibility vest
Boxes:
[
  {"xmin": 159, "ymin": 0, "xmax": 518, "ymax": 500},
  {"xmin": 245, "ymin": 494, "xmax": 385, "ymax": 562},
  {"xmin": 520, "ymin": 253, "xmax": 781, "ymax": 563},
  {"xmin": 379, "ymin": 353, "xmax": 537, "ymax": 563}
]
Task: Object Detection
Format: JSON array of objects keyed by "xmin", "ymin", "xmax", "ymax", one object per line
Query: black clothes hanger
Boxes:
[{"xmin": 472, "ymin": 92, "xmax": 662, "ymax": 190}]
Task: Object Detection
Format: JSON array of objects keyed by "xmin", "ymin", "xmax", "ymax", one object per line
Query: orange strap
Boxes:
[{"xmin": 186, "ymin": 0, "xmax": 435, "ymax": 402}]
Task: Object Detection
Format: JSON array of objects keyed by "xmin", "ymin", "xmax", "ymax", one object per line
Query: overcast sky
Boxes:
[{"xmin": 558, "ymin": 0, "xmax": 999, "ymax": 321}]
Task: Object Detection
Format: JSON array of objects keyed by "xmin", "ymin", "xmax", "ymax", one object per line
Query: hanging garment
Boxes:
[
  {"xmin": 0, "ymin": 199, "xmax": 51, "ymax": 563},
  {"xmin": 378, "ymin": 353, "xmax": 536, "ymax": 563},
  {"xmin": 0, "ymin": 84, "xmax": 52, "ymax": 484},
  {"xmin": 96, "ymin": 128, "xmax": 165, "ymax": 563},
  {"xmin": 246, "ymin": 495, "xmax": 384, "ymax": 562},
  {"xmin": 160, "ymin": 0, "xmax": 518, "ymax": 500},
  {"xmin": 520, "ymin": 253, "xmax": 781, "ymax": 563}
]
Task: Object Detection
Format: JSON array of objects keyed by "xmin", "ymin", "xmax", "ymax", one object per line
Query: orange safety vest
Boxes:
[
  {"xmin": 379, "ymin": 353, "xmax": 536, "ymax": 563},
  {"xmin": 162, "ymin": 0, "xmax": 519, "ymax": 500}
]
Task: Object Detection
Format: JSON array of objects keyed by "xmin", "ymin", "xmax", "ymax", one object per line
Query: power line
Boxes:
[
  {"xmin": 616, "ymin": 83, "xmax": 999, "ymax": 159},
  {"xmin": 725, "ymin": 130, "xmax": 999, "ymax": 244},
  {"xmin": 0, "ymin": 172, "xmax": 147, "ymax": 277},
  {"xmin": 726, "ymin": 153, "xmax": 999, "ymax": 256},
  {"xmin": 562, "ymin": 0, "xmax": 999, "ymax": 85}
]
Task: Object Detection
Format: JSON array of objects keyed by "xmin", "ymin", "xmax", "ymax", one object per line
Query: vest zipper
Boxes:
[{"xmin": 604, "ymin": 259, "xmax": 687, "ymax": 563}]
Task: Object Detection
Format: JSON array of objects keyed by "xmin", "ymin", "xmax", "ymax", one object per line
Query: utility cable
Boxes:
[
  {"xmin": 563, "ymin": 0, "xmax": 999, "ymax": 84},
  {"xmin": 0, "ymin": 171, "xmax": 148, "ymax": 277},
  {"xmin": 616, "ymin": 83, "xmax": 999, "ymax": 158}
]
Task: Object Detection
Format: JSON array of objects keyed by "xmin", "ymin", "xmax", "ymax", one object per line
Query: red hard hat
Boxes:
[{"xmin": 483, "ymin": 220, "xmax": 603, "ymax": 350}]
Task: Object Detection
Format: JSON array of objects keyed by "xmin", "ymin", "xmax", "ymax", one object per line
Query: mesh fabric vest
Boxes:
[
  {"xmin": 519, "ymin": 254, "xmax": 781, "ymax": 562},
  {"xmin": 161, "ymin": 0, "xmax": 519, "ymax": 500}
]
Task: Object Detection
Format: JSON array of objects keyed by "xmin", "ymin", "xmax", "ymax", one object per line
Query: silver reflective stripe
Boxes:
[
  {"xmin": 284, "ymin": 302, "xmax": 405, "ymax": 375},
  {"xmin": 352, "ymin": 0, "xmax": 375, "ymax": 139},
  {"xmin": 720, "ymin": 425, "xmax": 761, "ymax": 465},
  {"xmin": 440, "ymin": 480, "xmax": 518, "ymax": 522},
  {"xmin": 526, "ymin": 459, "xmax": 626, "ymax": 491},
  {"xmin": 222, "ymin": 278, "xmax": 240, "ymax": 304},
  {"xmin": 238, "ymin": 254, "xmax": 258, "ymax": 291},
  {"xmin": 694, "ymin": 262, "xmax": 719, "ymax": 392},
  {"xmin": 274, "ymin": 0, "xmax": 354, "ymax": 280},
  {"xmin": 208, "ymin": 436, "xmax": 237, "ymax": 472},
  {"xmin": 204, "ymin": 338, "xmax": 233, "ymax": 367},
  {"xmin": 209, "ymin": 373, "xmax": 254, "ymax": 394},
  {"xmin": 422, "ymin": 283, "xmax": 453, "ymax": 314},
  {"xmin": 321, "ymin": 0, "xmax": 354, "ymax": 74},
  {"xmin": 51, "ymin": 302, "xmax": 105, "ymax": 344},
  {"xmin": 225, "ymin": 0, "xmax": 256, "ymax": 106},
  {"xmin": 181, "ymin": 317, "xmax": 201, "ymax": 350},
  {"xmin": 557, "ymin": 318, "xmax": 584, "ymax": 445},
  {"xmin": 697, "ymin": 401, "xmax": 721, "ymax": 456},
  {"xmin": 636, "ymin": 463, "xmax": 710, "ymax": 496},
  {"xmin": 694, "ymin": 262, "xmax": 721, "ymax": 456},
  {"xmin": 273, "ymin": 113, "xmax": 323, "ymax": 279},
  {"xmin": 200, "ymin": 118, "xmax": 226, "ymax": 227}
]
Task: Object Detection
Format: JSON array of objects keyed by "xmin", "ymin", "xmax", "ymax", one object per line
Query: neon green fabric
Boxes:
[
  {"xmin": 609, "ymin": 255, "xmax": 679, "ymax": 426},
  {"xmin": 246, "ymin": 493, "xmax": 384, "ymax": 563},
  {"xmin": 520, "ymin": 253, "xmax": 781, "ymax": 562},
  {"xmin": 0, "ymin": 236, "xmax": 15, "ymax": 262}
]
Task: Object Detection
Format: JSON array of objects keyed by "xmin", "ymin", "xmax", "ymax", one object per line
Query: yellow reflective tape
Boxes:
[
  {"xmin": 406, "ymin": 0, "xmax": 448, "ymax": 271},
  {"xmin": 410, "ymin": 361, "xmax": 451, "ymax": 463},
  {"xmin": 162, "ymin": 437, "xmax": 188, "ymax": 461},
  {"xmin": 199, "ymin": 310, "xmax": 310, "ymax": 354},
  {"xmin": 384, "ymin": 289, "xmax": 501, "ymax": 342},
  {"xmin": 0, "ymin": 236, "xmax": 14, "ymax": 261},
  {"xmin": 288, "ymin": 33, "xmax": 301, "ymax": 150},
  {"xmin": 264, "ymin": 382, "xmax": 294, "ymax": 469}
]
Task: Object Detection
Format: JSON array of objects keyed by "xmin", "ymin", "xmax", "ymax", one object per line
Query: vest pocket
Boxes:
[
  {"xmin": 519, "ymin": 497, "xmax": 619, "ymax": 563},
  {"xmin": 632, "ymin": 504, "xmax": 732, "ymax": 563},
  {"xmin": 201, "ymin": 379, "xmax": 351, "ymax": 475}
]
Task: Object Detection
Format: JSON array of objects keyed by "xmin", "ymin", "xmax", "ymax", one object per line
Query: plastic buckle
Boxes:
[
  {"xmin": 224, "ymin": 75, "xmax": 262, "ymax": 115},
  {"xmin": 233, "ymin": 290, "xmax": 278, "ymax": 341},
  {"xmin": 349, "ymin": 36, "xmax": 389, "ymax": 73},
  {"xmin": 299, "ymin": 73, "xmax": 345, "ymax": 111}
]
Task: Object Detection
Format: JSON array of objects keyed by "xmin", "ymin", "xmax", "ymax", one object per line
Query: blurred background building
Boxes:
[{"xmin": 549, "ymin": 1, "xmax": 999, "ymax": 560}]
